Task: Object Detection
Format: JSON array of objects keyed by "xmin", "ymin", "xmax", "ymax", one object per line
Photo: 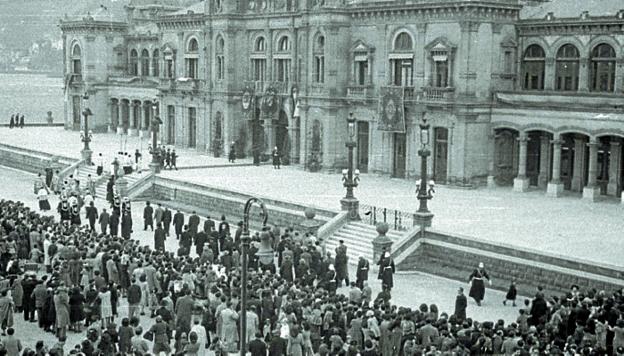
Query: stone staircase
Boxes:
[
  {"xmin": 74, "ymin": 165, "xmax": 150, "ymax": 200},
  {"xmin": 324, "ymin": 221, "xmax": 404, "ymax": 264}
]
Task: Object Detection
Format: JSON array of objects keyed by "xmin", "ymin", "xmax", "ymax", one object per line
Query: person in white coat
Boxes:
[{"xmin": 190, "ymin": 318, "xmax": 207, "ymax": 355}]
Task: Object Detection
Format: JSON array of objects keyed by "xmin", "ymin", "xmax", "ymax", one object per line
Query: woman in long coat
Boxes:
[
  {"xmin": 0, "ymin": 290, "xmax": 14, "ymax": 332},
  {"xmin": 121, "ymin": 212, "xmax": 133, "ymax": 239},
  {"xmin": 217, "ymin": 303, "xmax": 239, "ymax": 352},
  {"xmin": 54, "ymin": 287, "xmax": 70, "ymax": 340},
  {"xmin": 10, "ymin": 277, "xmax": 23, "ymax": 313},
  {"xmin": 468, "ymin": 262, "xmax": 490, "ymax": 306},
  {"xmin": 69, "ymin": 287, "xmax": 85, "ymax": 332},
  {"xmin": 42, "ymin": 289, "xmax": 56, "ymax": 331},
  {"xmin": 287, "ymin": 325, "xmax": 304, "ymax": 356}
]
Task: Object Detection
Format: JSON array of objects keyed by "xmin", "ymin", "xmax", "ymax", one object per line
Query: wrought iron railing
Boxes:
[{"xmin": 360, "ymin": 204, "xmax": 415, "ymax": 231}]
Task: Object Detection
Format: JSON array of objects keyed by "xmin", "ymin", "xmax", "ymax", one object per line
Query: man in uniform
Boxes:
[
  {"xmin": 334, "ymin": 240, "xmax": 349, "ymax": 287},
  {"xmin": 173, "ymin": 210, "xmax": 185, "ymax": 240},
  {"xmin": 356, "ymin": 256, "xmax": 370, "ymax": 289},
  {"xmin": 377, "ymin": 251, "xmax": 395, "ymax": 291},
  {"xmin": 162, "ymin": 207, "xmax": 172, "ymax": 237},
  {"xmin": 143, "ymin": 201, "xmax": 154, "ymax": 231}
]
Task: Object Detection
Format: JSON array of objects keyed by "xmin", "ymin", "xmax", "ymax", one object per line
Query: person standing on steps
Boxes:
[
  {"xmin": 96, "ymin": 153, "xmax": 104, "ymax": 175},
  {"xmin": 468, "ymin": 262, "xmax": 491, "ymax": 306}
]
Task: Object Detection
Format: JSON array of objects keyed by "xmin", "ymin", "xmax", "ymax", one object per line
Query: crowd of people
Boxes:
[{"xmin": 0, "ymin": 178, "xmax": 623, "ymax": 355}]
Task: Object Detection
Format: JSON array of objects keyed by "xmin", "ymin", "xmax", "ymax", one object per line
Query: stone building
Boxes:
[{"xmin": 60, "ymin": 0, "xmax": 624, "ymax": 200}]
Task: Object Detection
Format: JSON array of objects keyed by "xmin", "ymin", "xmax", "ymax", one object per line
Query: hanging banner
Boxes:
[
  {"xmin": 242, "ymin": 84, "xmax": 255, "ymax": 119},
  {"xmin": 377, "ymin": 86, "xmax": 406, "ymax": 132},
  {"xmin": 261, "ymin": 86, "xmax": 279, "ymax": 115}
]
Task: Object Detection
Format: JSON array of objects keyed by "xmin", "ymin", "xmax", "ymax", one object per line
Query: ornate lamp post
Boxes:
[
  {"xmin": 340, "ymin": 112, "xmax": 360, "ymax": 220},
  {"xmin": 240, "ymin": 197, "xmax": 268, "ymax": 356},
  {"xmin": 415, "ymin": 116, "xmax": 434, "ymax": 229},
  {"xmin": 149, "ymin": 100, "xmax": 163, "ymax": 173},
  {"xmin": 80, "ymin": 92, "xmax": 93, "ymax": 164}
]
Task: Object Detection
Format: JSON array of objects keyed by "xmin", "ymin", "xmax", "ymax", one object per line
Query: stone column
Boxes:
[
  {"xmin": 544, "ymin": 58, "xmax": 555, "ymax": 91},
  {"xmin": 571, "ymin": 136, "xmax": 587, "ymax": 191},
  {"xmin": 129, "ymin": 102, "xmax": 138, "ymax": 136},
  {"xmin": 578, "ymin": 58, "xmax": 590, "ymax": 92},
  {"xmin": 107, "ymin": 100, "xmax": 113, "ymax": 133},
  {"xmin": 513, "ymin": 132, "xmax": 530, "ymax": 192},
  {"xmin": 116, "ymin": 101, "xmax": 123, "ymax": 133},
  {"xmin": 547, "ymin": 137, "xmax": 564, "ymax": 197},
  {"xmin": 607, "ymin": 139, "xmax": 622, "ymax": 196},
  {"xmin": 264, "ymin": 113, "xmax": 276, "ymax": 156},
  {"xmin": 583, "ymin": 139, "xmax": 600, "ymax": 201},
  {"xmin": 538, "ymin": 133, "xmax": 551, "ymax": 188},
  {"xmin": 487, "ymin": 132, "xmax": 497, "ymax": 188}
]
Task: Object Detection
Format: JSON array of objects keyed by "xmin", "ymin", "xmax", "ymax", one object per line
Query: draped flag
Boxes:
[
  {"xmin": 378, "ymin": 86, "xmax": 406, "ymax": 132},
  {"xmin": 241, "ymin": 84, "xmax": 255, "ymax": 119}
]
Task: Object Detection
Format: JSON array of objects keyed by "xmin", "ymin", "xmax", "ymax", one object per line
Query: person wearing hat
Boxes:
[
  {"xmin": 468, "ymin": 262, "xmax": 491, "ymax": 306},
  {"xmin": 334, "ymin": 240, "xmax": 349, "ymax": 288},
  {"xmin": 356, "ymin": 255, "xmax": 370, "ymax": 289},
  {"xmin": 377, "ymin": 251, "xmax": 395, "ymax": 291}
]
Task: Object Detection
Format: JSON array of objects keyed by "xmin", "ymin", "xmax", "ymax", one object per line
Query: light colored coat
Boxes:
[{"xmin": 54, "ymin": 290, "xmax": 70, "ymax": 329}]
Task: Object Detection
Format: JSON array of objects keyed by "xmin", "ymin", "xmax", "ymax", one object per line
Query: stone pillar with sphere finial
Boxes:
[
  {"xmin": 299, "ymin": 207, "xmax": 322, "ymax": 235},
  {"xmin": 372, "ymin": 222, "xmax": 393, "ymax": 263}
]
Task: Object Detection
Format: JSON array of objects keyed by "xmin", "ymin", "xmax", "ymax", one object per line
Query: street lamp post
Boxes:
[
  {"xmin": 80, "ymin": 92, "xmax": 93, "ymax": 164},
  {"xmin": 340, "ymin": 112, "xmax": 360, "ymax": 220},
  {"xmin": 415, "ymin": 116, "xmax": 434, "ymax": 230},
  {"xmin": 240, "ymin": 197, "xmax": 268, "ymax": 356},
  {"xmin": 149, "ymin": 100, "xmax": 163, "ymax": 173}
]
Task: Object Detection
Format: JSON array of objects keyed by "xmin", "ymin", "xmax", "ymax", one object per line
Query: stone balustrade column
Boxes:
[
  {"xmin": 547, "ymin": 138, "xmax": 564, "ymax": 197},
  {"xmin": 513, "ymin": 132, "xmax": 530, "ymax": 192},
  {"xmin": 583, "ymin": 138, "xmax": 600, "ymax": 201}
]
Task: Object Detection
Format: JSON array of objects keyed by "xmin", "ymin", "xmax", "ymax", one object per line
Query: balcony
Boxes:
[
  {"xmin": 176, "ymin": 78, "xmax": 201, "ymax": 92},
  {"xmin": 159, "ymin": 78, "xmax": 175, "ymax": 91},
  {"xmin": 347, "ymin": 85, "xmax": 374, "ymax": 98},
  {"xmin": 495, "ymin": 91, "xmax": 624, "ymax": 111},
  {"xmin": 421, "ymin": 86, "xmax": 456, "ymax": 102}
]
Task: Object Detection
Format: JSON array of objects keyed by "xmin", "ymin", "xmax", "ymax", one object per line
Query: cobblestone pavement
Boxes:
[{"xmin": 0, "ymin": 166, "xmax": 522, "ymax": 351}]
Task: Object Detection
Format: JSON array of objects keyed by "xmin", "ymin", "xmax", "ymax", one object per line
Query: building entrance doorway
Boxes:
[
  {"xmin": 72, "ymin": 96, "xmax": 81, "ymax": 130},
  {"xmin": 188, "ymin": 108, "xmax": 197, "ymax": 148},
  {"xmin": 434, "ymin": 127, "xmax": 448, "ymax": 183},
  {"xmin": 393, "ymin": 133, "xmax": 407, "ymax": 178},
  {"xmin": 357, "ymin": 121, "xmax": 369, "ymax": 173}
]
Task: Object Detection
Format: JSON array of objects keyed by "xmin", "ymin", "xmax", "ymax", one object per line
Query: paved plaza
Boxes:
[
  {"xmin": 0, "ymin": 166, "xmax": 521, "ymax": 350},
  {"xmin": 0, "ymin": 127, "xmax": 622, "ymax": 268}
]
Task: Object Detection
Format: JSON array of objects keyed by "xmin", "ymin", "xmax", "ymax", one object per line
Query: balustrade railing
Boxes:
[
  {"xmin": 421, "ymin": 86, "xmax": 455, "ymax": 101},
  {"xmin": 360, "ymin": 204, "xmax": 416, "ymax": 231}
]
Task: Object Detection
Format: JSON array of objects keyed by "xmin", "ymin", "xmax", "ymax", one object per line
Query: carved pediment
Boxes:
[
  {"xmin": 425, "ymin": 37, "xmax": 456, "ymax": 52},
  {"xmin": 501, "ymin": 36, "xmax": 517, "ymax": 48},
  {"xmin": 350, "ymin": 40, "xmax": 374, "ymax": 53}
]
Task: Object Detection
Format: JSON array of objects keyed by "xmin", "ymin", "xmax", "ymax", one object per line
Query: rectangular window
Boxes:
[
  {"xmin": 504, "ymin": 51, "xmax": 512, "ymax": 73},
  {"xmin": 314, "ymin": 55, "xmax": 325, "ymax": 83},
  {"xmin": 167, "ymin": 105, "xmax": 175, "ymax": 145},
  {"xmin": 165, "ymin": 59, "xmax": 174, "ymax": 78},
  {"xmin": 275, "ymin": 59, "xmax": 291, "ymax": 82},
  {"xmin": 355, "ymin": 60, "xmax": 368, "ymax": 85},
  {"xmin": 434, "ymin": 60, "xmax": 448, "ymax": 87},
  {"xmin": 185, "ymin": 58, "xmax": 198, "ymax": 79},
  {"xmin": 217, "ymin": 56, "xmax": 225, "ymax": 80},
  {"xmin": 391, "ymin": 59, "xmax": 413, "ymax": 86},
  {"xmin": 252, "ymin": 59, "xmax": 266, "ymax": 81}
]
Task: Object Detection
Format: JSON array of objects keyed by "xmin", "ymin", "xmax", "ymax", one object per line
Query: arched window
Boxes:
[
  {"xmin": 140, "ymin": 49, "xmax": 150, "ymax": 76},
  {"xmin": 278, "ymin": 36, "xmax": 290, "ymax": 52},
  {"xmin": 275, "ymin": 35, "xmax": 291, "ymax": 82},
  {"xmin": 252, "ymin": 36, "xmax": 266, "ymax": 81},
  {"xmin": 185, "ymin": 38, "xmax": 199, "ymax": 79},
  {"xmin": 522, "ymin": 44, "xmax": 545, "ymax": 90},
  {"xmin": 555, "ymin": 44, "xmax": 579, "ymax": 91},
  {"xmin": 129, "ymin": 49, "xmax": 139, "ymax": 76},
  {"xmin": 313, "ymin": 35, "xmax": 325, "ymax": 83},
  {"xmin": 152, "ymin": 49, "xmax": 160, "ymax": 77},
  {"xmin": 216, "ymin": 36, "xmax": 225, "ymax": 80},
  {"xmin": 390, "ymin": 32, "xmax": 413, "ymax": 86},
  {"xmin": 394, "ymin": 32, "xmax": 413, "ymax": 51},
  {"xmin": 255, "ymin": 37, "xmax": 266, "ymax": 52},
  {"xmin": 71, "ymin": 44, "xmax": 82, "ymax": 75},
  {"xmin": 591, "ymin": 43, "xmax": 616, "ymax": 92}
]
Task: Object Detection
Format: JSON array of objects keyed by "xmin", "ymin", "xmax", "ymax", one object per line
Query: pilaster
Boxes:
[
  {"xmin": 547, "ymin": 138, "xmax": 564, "ymax": 197},
  {"xmin": 607, "ymin": 140, "xmax": 622, "ymax": 196},
  {"xmin": 513, "ymin": 132, "xmax": 530, "ymax": 192},
  {"xmin": 582, "ymin": 139, "xmax": 600, "ymax": 201},
  {"xmin": 544, "ymin": 57, "xmax": 555, "ymax": 91},
  {"xmin": 578, "ymin": 57, "xmax": 589, "ymax": 92},
  {"xmin": 538, "ymin": 133, "xmax": 551, "ymax": 188},
  {"xmin": 571, "ymin": 136, "xmax": 587, "ymax": 192}
]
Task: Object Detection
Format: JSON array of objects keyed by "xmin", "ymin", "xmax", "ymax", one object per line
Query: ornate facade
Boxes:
[{"xmin": 60, "ymin": 0, "xmax": 624, "ymax": 200}]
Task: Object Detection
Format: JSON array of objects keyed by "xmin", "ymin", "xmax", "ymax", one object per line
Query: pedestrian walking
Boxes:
[
  {"xmin": 154, "ymin": 224, "xmax": 166, "ymax": 251},
  {"xmin": 468, "ymin": 262, "xmax": 491, "ymax": 306},
  {"xmin": 171, "ymin": 149, "xmax": 178, "ymax": 170},
  {"xmin": 99, "ymin": 208, "xmax": 110, "ymax": 235},
  {"xmin": 229, "ymin": 142, "xmax": 236, "ymax": 163},
  {"xmin": 19, "ymin": 115, "xmax": 24, "ymax": 128},
  {"xmin": 85, "ymin": 202, "xmax": 98, "ymax": 232},
  {"xmin": 504, "ymin": 280, "xmax": 517, "ymax": 306},
  {"xmin": 143, "ymin": 201, "xmax": 154, "ymax": 231},
  {"xmin": 165, "ymin": 149, "xmax": 171, "ymax": 169},
  {"xmin": 272, "ymin": 146, "xmax": 281, "ymax": 169},
  {"xmin": 173, "ymin": 210, "xmax": 185, "ymax": 240},
  {"xmin": 96, "ymin": 153, "xmax": 104, "ymax": 175},
  {"xmin": 162, "ymin": 207, "xmax": 172, "ymax": 237},
  {"xmin": 454, "ymin": 287, "xmax": 468, "ymax": 323}
]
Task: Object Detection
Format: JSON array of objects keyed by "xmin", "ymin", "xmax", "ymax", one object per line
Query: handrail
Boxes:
[
  {"xmin": 57, "ymin": 159, "xmax": 84, "ymax": 183},
  {"xmin": 359, "ymin": 203, "xmax": 415, "ymax": 231},
  {"xmin": 317, "ymin": 211, "xmax": 349, "ymax": 241}
]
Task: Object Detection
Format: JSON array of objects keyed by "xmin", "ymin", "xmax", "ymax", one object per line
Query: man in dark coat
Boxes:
[
  {"xmin": 21, "ymin": 273, "xmax": 38, "ymax": 322},
  {"xmin": 85, "ymin": 202, "xmax": 98, "ymax": 232},
  {"xmin": 162, "ymin": 207, "xmax": 172, "ymax": 237},
  {"xmin": 530, "ymin": 292, "xmax": 548, "ymax": 326},
  {"xmin": 377, "ymin": 251, "xmax": 395, "ymax": 290},
  {"xmin": 269, "ymin": 329, "xmax": 287, "ymax": 356},
  {"xmin": 173, "ymin": 210, "xmax": 185, "ymax": 240},
  {"xmin": 179, "ymin": 226, "xmax": 192, "ymax": 256},
  {"xmin": 19, "ymin": 115, "xmax": 24, "ymax": 128},
  {"xmin": 170, "ymin": 149, "xmax": 178, "ymax": 170},
  {"xmin": 175, "ymin": 289, "xmax": 194, "ymax": 337},
  {"xmin": 154, "ymin": 224, "xmax": 166, "ymax": 251},
  {"xmin": 99, "ymin": 208, "xmax": 110, "ymax": 235},
  {"xmin": 454, "ymin": 287, "xmax": 468, "ymax": 323},
  {"xmin": 194, "ymin": 229, "xmax": 207, "ymax": 256},
  {"xmin": 468, "ymin": 262, "xmax": 490, "ymax": 306},
  {"xmin": 109, "ymin": 211, "xmax": 120, "ymax": 237},
  {"xmin": 248, "ymin": 332, "xmax": 267, "ymax": 356},
  {"xmin": 9, "ymin": 115, "xmax": 14, "ymax": 129},
  {"xmin": 143, "ymin": 201, "xmax": 154, "ymax": 231},
  {"xmin": 203, "ymin": 216, "xmax": 215, "ymax": 234},
  {"xmin": 356, "ymin": 256, "xmax": 370, "ymax": 289},
  {"xmin": 121, "ymin": 211, "xmax": 133, "ymax": 239},
  {"xmin": 188, "ymin": 211, "xmax": 200, "ymax": 236},
  {"xmin": 218, "ymin": 215, "xmax": 229, "ymax": 252},
  {"xmin": 334, "ymin": 240, "xmax": 349, "ymax": 287}
]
